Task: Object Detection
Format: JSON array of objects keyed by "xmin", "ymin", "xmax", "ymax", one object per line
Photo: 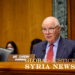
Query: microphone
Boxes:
[{"xmin": 41, "ymin": 49, "xmax": 45, "ymax": 59}]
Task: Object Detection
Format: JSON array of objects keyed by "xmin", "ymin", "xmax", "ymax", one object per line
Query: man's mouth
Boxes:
[{"xmin": 46, "ymin": 36, "xmax": 52, "ymax": 38}]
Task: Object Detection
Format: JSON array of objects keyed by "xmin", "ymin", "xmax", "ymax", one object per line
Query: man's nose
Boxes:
[{"xmin": 46, "ymin": 30, "xmax": 49, "ymax": 34}]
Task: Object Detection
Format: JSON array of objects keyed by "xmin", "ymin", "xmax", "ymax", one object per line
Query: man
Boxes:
[{"xmin": 32, "ymin": 16, "xmax": 75, "ymax": 62}]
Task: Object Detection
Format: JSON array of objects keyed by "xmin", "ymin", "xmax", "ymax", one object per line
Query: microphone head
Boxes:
[{"xmin": 43, "ymin": 49, "xmax": 45, "ymax": 52}]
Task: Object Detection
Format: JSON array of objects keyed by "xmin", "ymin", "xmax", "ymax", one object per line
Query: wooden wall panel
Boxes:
[
  {"xmin": 67, "ymin": 0, "xmax": 71, "ymax": 39},
  {"xmin": 0, "ymin": 0, "xmax": 52, "ymax": 54},
  {"xmin": 68, "ymin": 0, "xmax": 75, "ymax": 40},
  {"xmin": 70, "ymin": 0, "xmax": 75, "ymax": 40}
]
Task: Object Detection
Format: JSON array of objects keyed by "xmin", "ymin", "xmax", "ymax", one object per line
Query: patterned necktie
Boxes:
[{"xmin": 46, "ymin": 44, "xmax": 54, "ymax": 62}]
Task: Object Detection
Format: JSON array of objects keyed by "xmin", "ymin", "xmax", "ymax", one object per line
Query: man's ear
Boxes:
[{"xmin": 58, "ymin": 25, "xmax": 61, "ymax": 32}]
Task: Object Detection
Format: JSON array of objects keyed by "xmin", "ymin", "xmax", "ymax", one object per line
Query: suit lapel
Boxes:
[
  {"xmin": 56, "ymin": 37, "xmax": 66, "ymax": 58},
  {"xmin": 41, "ymin": 41, "xmax": 48, "ymax": 59}
]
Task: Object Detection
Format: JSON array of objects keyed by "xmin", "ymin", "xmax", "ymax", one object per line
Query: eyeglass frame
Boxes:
[{"xmin": 41, "ymin": 25, "xmax": 58, "ymax": 33}]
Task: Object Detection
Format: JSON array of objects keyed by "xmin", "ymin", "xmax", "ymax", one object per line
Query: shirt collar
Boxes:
[{"xmin": 47, "ymin": 36, "xmax": 60, "ymax": 47}]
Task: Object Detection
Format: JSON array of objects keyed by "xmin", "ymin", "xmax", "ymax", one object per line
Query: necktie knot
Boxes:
[{"xmin": 50, "ymin": 44, "xmax": 54, "ymax": 47}]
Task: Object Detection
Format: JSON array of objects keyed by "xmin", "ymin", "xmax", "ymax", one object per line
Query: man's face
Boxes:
[{"xmin": 42, "ymin": 21, "xmax": 61, "ymax": 44}]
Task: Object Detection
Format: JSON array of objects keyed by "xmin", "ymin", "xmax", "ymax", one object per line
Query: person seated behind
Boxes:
[
  {"xmin": 6, "ymin": 41, "xmax": 18, "ymax": 54},
  {"xmin": 30, "ymin": 39, "xmax": 42, "ymax": 54},
  {"xmin": 32, "ymin": 16, "xmax": 75, "ymax": 62}
]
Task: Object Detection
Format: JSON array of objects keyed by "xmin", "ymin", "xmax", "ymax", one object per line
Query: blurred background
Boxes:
[{"xmin": 0, "ymin": 0, "xmax": 74, "ymax": 54}]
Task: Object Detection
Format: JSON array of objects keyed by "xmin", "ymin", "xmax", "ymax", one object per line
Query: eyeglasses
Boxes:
[{"xmin": 41, "ymin": 26, "xmax": 58, "ymax": 33}]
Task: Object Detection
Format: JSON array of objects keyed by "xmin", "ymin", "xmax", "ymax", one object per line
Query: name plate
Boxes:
[{"xmin": 7, "ymin": 54, "xmax": 35, "ymax": 62}]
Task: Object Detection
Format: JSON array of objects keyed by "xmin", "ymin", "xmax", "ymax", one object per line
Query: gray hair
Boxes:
[
  {"xmin": 55, "ymin": 19, "xmax": 60, "ymax": 26},
  {"xmin": 42, "ymin": 17, "xmax": 60, "ymax": 27}
]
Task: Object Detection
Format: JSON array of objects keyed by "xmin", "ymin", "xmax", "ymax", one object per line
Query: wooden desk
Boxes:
[{"xmin": 0, "ymin": 62, "xmax": 75, "ymax": 75}]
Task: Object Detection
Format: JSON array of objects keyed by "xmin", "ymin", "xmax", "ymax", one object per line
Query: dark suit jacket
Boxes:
[{"xmin": 32, "ymin": 37, "xmax": 75, "ymax": 60}]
